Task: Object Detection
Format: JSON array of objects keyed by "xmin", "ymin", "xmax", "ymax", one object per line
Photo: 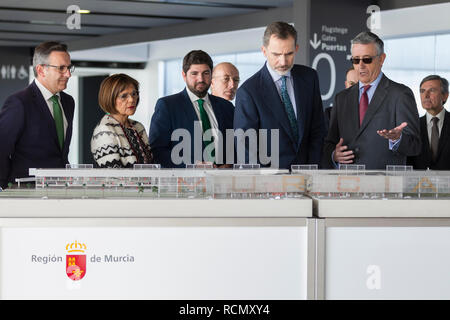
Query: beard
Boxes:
[
  {"xmin": 187, "ymin": 81, "xmax": 210, "ymax": 98},
  {"xmin": 274, "ymin": 65, "xmax": 293, "ymax": 76}
]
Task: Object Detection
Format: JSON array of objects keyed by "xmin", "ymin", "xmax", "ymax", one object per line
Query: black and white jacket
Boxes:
[{"xmin": 91, "ymin": 115, "xmax": 150, "ymax": 168}]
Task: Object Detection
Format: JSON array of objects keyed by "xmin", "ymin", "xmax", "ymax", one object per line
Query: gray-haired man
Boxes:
[
  {"xmin": 322, "ymin": 31, "xmax": 420, "ymax": 169},
  {"xmin": 0, "ymin": 41, "xmax": 75, "ymax": 188}
]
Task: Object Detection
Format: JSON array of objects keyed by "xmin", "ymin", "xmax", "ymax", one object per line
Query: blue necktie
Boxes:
[{"xmin": 281, "ymin": 76, "xmax": 299, "ymax": 142}]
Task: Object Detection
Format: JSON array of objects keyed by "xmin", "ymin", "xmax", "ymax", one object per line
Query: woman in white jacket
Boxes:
[{"xmin": 91, "ymin": 73, "xmax": 153, "ymax": 168}]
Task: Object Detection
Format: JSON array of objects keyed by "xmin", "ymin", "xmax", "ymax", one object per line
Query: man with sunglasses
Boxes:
[
  {"xmin": 0, "ymin": 41, "xmax": 75, "ymax": 189},
  {"xmin": 323, "ymin": 31, "xmax": 420, "ymax": 169}
]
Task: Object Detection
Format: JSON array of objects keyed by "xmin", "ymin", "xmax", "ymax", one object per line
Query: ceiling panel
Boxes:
[{"xmin": 0, "ymin": 0, "xmax": 291, "ymax": 47}]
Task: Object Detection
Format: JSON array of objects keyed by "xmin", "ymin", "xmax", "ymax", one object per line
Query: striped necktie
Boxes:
[{"xmin": 281, "ymin": 76, "xmax": 299, "ymax": 142}]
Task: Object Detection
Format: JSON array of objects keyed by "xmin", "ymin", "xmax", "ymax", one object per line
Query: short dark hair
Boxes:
[
  {"xmin": 345, "ymin": 66, "xmax": 355, "ymax": 77},
  {"xmin": 420, "ymin": 75, "xmax": 449, "ymax": 104},
  {"xmin": 32, "ymin": 41, "xmax": 69, "ymax": 76},
  {"xmin": 182, "ymin": 50, "xmax": 213, "ymax": 74},
  {"xmin": 263, "ymin": 21, "xmax": 297, "ymax": 47},
  {"xmin": 98, "ymin": 73, "xmax": 140, "ymax": 114},
  {"xmin": 351, "ymin": 31, "xmax": 384, "ymax": 56}
]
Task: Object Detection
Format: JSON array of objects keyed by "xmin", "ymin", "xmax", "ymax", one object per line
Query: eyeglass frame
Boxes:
[
  {"xmin": 350, "ymin": 55, "xmax": 380, "ymax": 65},
  {"xmin": 43, "ymin": 64, "xmax": 75, "ymax": 74},
  {"xmin": 118, "ymin": 90, "xmax": 139, "ymax": 101}
]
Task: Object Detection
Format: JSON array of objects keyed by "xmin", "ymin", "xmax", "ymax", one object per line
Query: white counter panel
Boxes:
[{"xmin": 1, "ymin": 222, "xmax": 309, "ymax": 299}]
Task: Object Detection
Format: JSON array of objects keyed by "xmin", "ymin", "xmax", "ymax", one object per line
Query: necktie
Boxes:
[
  {"xmin": 281, "ymin": 76, "xmax": 299, "ymax": 142},
  {"xmin": 431, "ymin": 117, "xmax": 439, "ymax": 162},
  {"xmin": 359, "ymin": 85, "xmax": 371, "ymax": 126},
  {"xmin": 50, "ymin": 95, "xmax": 64, "ymax": 150},
  {"xmin": 197, "ymin": 99, "xmax": 215, "ymax": 161}
]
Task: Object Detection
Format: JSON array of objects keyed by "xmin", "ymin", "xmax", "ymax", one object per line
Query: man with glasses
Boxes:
[
  {"xmin": 0, "ymin": 41, "xmax": 75, "ymax": 189},
  {"xmin": 322, "ymin": 31, "xmax": 420, "ymax": 169},
  {"xmin": 211, "ymin": 62, "xmax": 240, "ymax": 101}
]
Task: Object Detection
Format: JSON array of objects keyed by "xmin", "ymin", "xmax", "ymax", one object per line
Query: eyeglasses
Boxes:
[
  {"xmin": 118, "ymin": 90, "xmax": 139, "ymax": 101},
  {"xmin": 216, "ymin": 76, "xmax": 240, "ymax": 84},
  {"xmin": 43, "ymin": 64, "xmax": 75, "ymax": 73},
  {"xmin": 351, "ymin": 56, "xmax": 379, "ymax": 65}
]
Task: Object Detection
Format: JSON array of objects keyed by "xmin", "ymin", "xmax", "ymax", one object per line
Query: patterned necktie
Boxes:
[
  {"xmin": 197, "ymin": 99, "xmax": 215, "ymax": 161},
  {"xmin": 49, "ymin": 95, "xmax": 64, "ymax": 150},
  {"xmin": 359, "ymin": 85, "xmax": 371, "ymax": 126},
  {"xmin": 431, "ymin": 117, "xmax": 439, "ymax": 162},
  {"xmin": 281, "ymin": 76, "xmax": 299, "ymax": 142}
]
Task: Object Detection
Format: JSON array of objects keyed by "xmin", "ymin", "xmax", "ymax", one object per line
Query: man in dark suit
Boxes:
[
  {"xmin": 234, "ymin": 21, "xmax": 325, "ymax": 169},
  {"xmin": 322, "ymin": 31, "xmax": 420, "ymax": 169},
  {"xmin": 0, "ymin": 41, "xmax": 75, "ymax": 189},
  {"xmin": 408, "ymin": 75, "xmax": 450, "ymax": 170},
  {"xmin": 149, "ymin": 50, "xmax": 234, "ymax": 168}
]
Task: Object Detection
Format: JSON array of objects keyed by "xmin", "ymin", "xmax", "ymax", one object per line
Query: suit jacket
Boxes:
[
  {"xmin": 407, "ymin": 111, "xmax": 450, "ymax": 170},
  {"xmin": 234, "ymin": 63, "xmax": 326, "ymax": 169},
  {"xmin": 322, "ymin": 74, "xmax": 421, "ymax": 169},
  {"xmin": 149, "ymin": 88, "xmax": 234, "ymax": 168},
  {"xmin": 0, "ymin": 80, "xmax": 74, "ymax": 188}
]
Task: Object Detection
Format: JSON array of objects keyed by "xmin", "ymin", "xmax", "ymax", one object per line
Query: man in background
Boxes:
[
  {"xmin": 149, "ymin": 50, "xmax": 234, "ymax": 168},
  {"xmin": 211, "ymin": 62, "xmax": 240, "ymax": 101},
  {"xmin": 0, "ymin": 41, "xmax": 75, "ymax": 189},
  {"xmin": 408, "ymin": 75, "xmax": 450, "ymax": 170}
]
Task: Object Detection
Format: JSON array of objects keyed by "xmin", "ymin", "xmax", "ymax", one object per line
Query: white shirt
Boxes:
[
  {"xmin": 426, "ymin": 108, "xmax": 445, "ymax": 143},
  {"xmin": 265, "ymin": 63, "xmax": 298, "ymax": 118},
  {"xmin": 185, "ymin": 87, "xmax": 220, "ymax": 161},
  {"xmin": 35, "ymin": 79, "xmax": 68, "ymax": 138}
]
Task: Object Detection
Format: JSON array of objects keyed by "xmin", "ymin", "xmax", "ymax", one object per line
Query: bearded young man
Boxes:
[{"xmin": 149, "ymin": 50, "xmax": 234, "ymax": 168}]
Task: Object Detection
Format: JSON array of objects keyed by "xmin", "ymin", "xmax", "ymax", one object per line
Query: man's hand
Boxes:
[
  {"xmin": 377, "ymin": 122, "xmax": 408, "ymax": 141},
  {"xmin": 333, "ymin": 138, "xmax": 354, "ymax": 164}
]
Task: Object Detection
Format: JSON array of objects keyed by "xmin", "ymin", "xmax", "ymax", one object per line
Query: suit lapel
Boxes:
[
  {"xmin": 60, "ymin": 93, "xmax": 73, "ymax": 153},
  {"xmin": 345, "ymin": 85, "xmax": 361, "ymax": 141},
  {"xmin": 30, "ymin": 81, "xmax": 61, "ymax": 150},
  {"xmin": 420, "ymin": 116, "xmax": 432, "ymax": 164},
  {"xmin": 356, "ymin": 74, "xmax": 389, "ymax": 139},
  {"xmin": 260, "ymin": 65, "xmax": 296, "ymax": 143},
  {"xmin": 292, "ymin": 67, "xmax": 307, "ymax": 147},
  {"xmin": 437, "ymin": 110, "xmax": 450, "ymax": 161}
]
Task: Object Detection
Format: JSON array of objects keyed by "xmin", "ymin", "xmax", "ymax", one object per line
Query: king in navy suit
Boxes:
[
  {"xmin": 234, "ymin": 21, "xmax": 326, "ymax": 169},
  {"xmin": 149, "ymin": 50, "xmax": 234, "ymax": 168},
  {"xmin": 0, "ymin": 42, "xmax": 74, "ymax": 189}
]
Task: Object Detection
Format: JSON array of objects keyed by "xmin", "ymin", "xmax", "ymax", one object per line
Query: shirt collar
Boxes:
[
  {"xmin": 186, "ymin": 86, "xmax": 210, "ymax": 104},
  {"xmin": 359, "ymin": 71, "xmax": 383, "ymax": 91},
  {"xmin": 265, "ymin": 62, "xmax": 292, "ymax": 82},
  {"xmin": 35, "ymin": 79, "xmax": 60, "ymax": 101},
  {"xmin": 426, "ymin": 107, "xmax": 446, "ymax": 124}
]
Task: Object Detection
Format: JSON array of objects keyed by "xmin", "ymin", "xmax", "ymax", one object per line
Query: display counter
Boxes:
[
  {"xmin": 0, "ymin": 197, "xmax": 315, "ymax": 300},
  {"xmin": 313, "ymin": 197, "xmax": 450, "ymax": 299}
]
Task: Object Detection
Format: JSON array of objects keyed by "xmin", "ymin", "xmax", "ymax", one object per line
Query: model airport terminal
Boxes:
[{"xmin": 0, "ymin": 164, "xmax": 447, "ymax": 199}]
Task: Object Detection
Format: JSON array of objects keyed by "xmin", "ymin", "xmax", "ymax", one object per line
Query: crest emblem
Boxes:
[{"xmin": 66, "ymin": 241, "xmax": 87, "ymax": 281}]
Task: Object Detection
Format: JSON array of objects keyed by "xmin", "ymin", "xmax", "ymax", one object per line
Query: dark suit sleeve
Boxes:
[
  {"xmin": 0, "ymin": 95, "xmax": 25, "ymax": 188},
  {"xmin": 148, "ymin": 99, "xmax": 174, "ymax": 168},
  {"xmin": 395, "ymin": 87, "xmax": 421, "ymax": 157},
  {"xmin": 234, "ymin": 86, "xmax": 259, "ymax": 165},
  {"xmin": 307, "ymin": 70, "xmax": 326, "ymax": 166},
  {"xmin": 322, "ymin": 95, "xmax": 340, "ymax": 169}
]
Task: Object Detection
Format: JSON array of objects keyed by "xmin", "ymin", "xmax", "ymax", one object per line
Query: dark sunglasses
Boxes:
[{"xmin": 351, "ymin": 55, "xmax": 379, "ymax": 65}]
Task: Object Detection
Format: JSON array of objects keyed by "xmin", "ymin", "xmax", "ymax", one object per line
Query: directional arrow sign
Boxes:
[{"xmin": 310, "ymin": 33, "xmax": 321, "ymax": 49}]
